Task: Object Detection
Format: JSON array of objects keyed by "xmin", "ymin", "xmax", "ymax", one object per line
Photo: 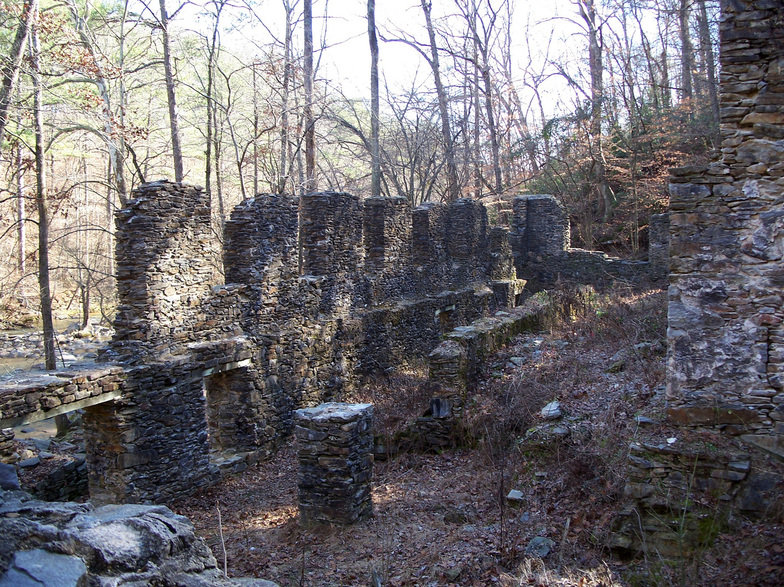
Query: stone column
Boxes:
[
  {"xmin": 666, "ymin": 0, "xmax": 784, "ymax": 454},
  {"xmin": 112, "ymin": 181, "xmax": 214, "ymax": 355},
  {"xmin": 446, "ymin": 198, "xmax": 488, "ymax": 261},
  {"xmin": 362, "ymin": 196, "xmax": 411, "ymax": 271},
  {"xmin": 412, "ymin": 202, "xmax": 446, "ymax": 267},
  {"xmin": 299, "ymin": 192, "xmax": 363, "ymax": 277},
  {"xmin": 294, "ymin": 402, "xmax": 373, "ymax": 525},
  {"xmin": 512, "ymin": 194, "xmax": 570, "ymax": 259}
]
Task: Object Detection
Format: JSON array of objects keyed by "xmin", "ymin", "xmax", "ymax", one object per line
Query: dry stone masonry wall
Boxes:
[
  {"xmin": 512, "ymin": 194, "xmax": 667, "ymax": 285},
  {"xmin": 294, "ymin": 403, "xmax": 374, "ymax": 525},
  {"xmin": 112, "ymin": 181, "xmax": 217, "ymax": 358},
  {"xmin": 667, "ymin": 0, "xmax": 784, "ymax": 456},
  {"xmin": 616, "ymin": 0, "xmax": 784, "ymax": 559},
  {"xmin": 3, "ymin": 176, "xmax": 664, "ymax": 504}
]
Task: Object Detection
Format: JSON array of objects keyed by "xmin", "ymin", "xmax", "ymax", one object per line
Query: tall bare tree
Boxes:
[
  {"xmin": 64, "ymin": 0, "xmax": 129, "ymax": 205},
  {"xmin": 280, "ymin": 2, "xmax": 293, "ymax": 192},
  {"xmin": 368, "ymin": 0, "xmax": 380, "ymax": 196},
  {"xmin": 303, "ymin": 0, "xmax": 316, "ymax": 191},
  {"xmin": 578, "ymin": 0, "xmax": 613, "ymax": 224},
  {"xmin": 158, "ymin": 0, "xmax": 184, "ymax": 182},
  {"xmin": 678, "ymin": 0, "xmax": 694, "ymax": 103},
  {"xmin": 454, "ymin": 0, "xmax": 503, "ymax": 195},
  {"xmin": 0, "ymin": 0, "xmax": 37, "ymax": 148},
  {"xmin": 696, "ymin": 0, "xmax": 718, "ymax": 129},
  {"xmin": 30, "ymin": 9, "xmax": 55, "ymax": 371},
  {"xmin": 420, "ymin": 0, "xmax": 459, "ymax": 201}
]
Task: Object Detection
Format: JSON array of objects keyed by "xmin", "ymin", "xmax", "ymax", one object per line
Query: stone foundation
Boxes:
[
  {"xmin": 0, "ymin": 428, "xmax": 15, "ymax": 463},
  {"xmin": 617, "ymin": 0, "xmax": 784, "ymax": 560},
  {"xmin": 294, "ymin": 403, "xmax": 374, "ymax": 525}
]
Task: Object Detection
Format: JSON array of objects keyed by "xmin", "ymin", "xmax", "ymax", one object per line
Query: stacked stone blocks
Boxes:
[
  {"xmin": 3, "ymin": 181, "xmax": 664, "ymax": 504},
  {"xmin": 667, "ymin": 0, "xmax": 784, "ymax": 457},
  {"xmin": 295, "ymin": 403, "xmax": 374, "ymax": 525}
]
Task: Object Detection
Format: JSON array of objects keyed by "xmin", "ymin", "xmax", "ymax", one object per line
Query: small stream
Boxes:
[{"xmin": 0, "ymin": 317, "xmax": 113, "ymax": 376}]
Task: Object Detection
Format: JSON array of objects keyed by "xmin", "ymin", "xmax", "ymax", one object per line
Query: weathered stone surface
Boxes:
[
  {"xmin": 0, "ymin": 489, "xmax": 262, "ymax": 585},
  {"xmin": 540, "ymin": 401, "xmax": 562, "ymax": 420},
  {"xmin": 0, "ymin": 464, "xmax": 19, "ymax": 491},
  {"xmin": 614, "ymin": 435, "xmax": 754, "ymax": 557},
  {"xmin": 295, "ymin": 403, "xmax": 374, "ymax": 525},
  {"xmin": 0, "ymin": 549, "xmax": 86, "ymax": 587},
  {"xmin": 510, "ymin": 194, "xmax": 665, "ymax": 285},
  {"xmin": 666, "ymin": 0, "xmax": 784, "ymax": 445}
]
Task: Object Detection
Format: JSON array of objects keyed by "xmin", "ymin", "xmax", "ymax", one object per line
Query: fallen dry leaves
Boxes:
[{"xmin": 173, "ymin": 287, "xmax": 784, "ymax": 586}]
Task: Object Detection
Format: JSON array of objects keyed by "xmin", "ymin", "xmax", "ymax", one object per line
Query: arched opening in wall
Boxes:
[{"xmin": 203, "ymin": 367, "xmax": 257, "ymax": 458}]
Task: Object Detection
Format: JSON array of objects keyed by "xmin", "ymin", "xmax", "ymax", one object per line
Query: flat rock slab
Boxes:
[
  {"xmin": 0, "ymin": 549, "xmax": 87, "ymax": 586},
  {"xmin": 295, "ymin": 402, "xmax": 372, "ymax": 423}
]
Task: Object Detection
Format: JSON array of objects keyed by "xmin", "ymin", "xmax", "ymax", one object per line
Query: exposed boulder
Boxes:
[{"xmin": 0, "ymin": 489, "xmax": 278, "ymax": 586}]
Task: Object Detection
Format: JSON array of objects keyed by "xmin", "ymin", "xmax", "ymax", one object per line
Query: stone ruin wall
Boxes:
[
  {"xmin": 667, "ymin": 0, "xmax": 784, "ymax": 456},
  {"xmin": 2, "ymin": 174, "xmax": 667, "ymax": 504},
  {"xmin": 610, "ymin": 0, "xmax": 784, "ymax": 556},
  {"xmin": 511, "ymin": 195, "xmax": 670, "ymax": 285}
]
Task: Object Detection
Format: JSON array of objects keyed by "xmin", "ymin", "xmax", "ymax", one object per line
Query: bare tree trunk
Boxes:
[
  {"xmin": 205, "ymin": 15, "xmax": 216, "ymax": 200},
  {"xmin": 205, "ymin": 0, "xmax": 225, "ymax": 214},
  {"xmin": 466, "ymin": 0, "xmax": 501, "ymax": 195},
  {"xmin": 16, "ymin": 95, "xmax": 25, "ymax": 276},
  {"xmin": 212, "ymin": 100, "xmax": 223, "ymax": 209},
  {"xmin": 79, "ymin": 158, "xmax": 90, "ymax": 331},
  {"xmin": 304, "ymin": 0, "xmax": 316, "ymax": 191},
  {"xmin": 116, "ymin": 0, "xmax": 130, "ymax": 206},
  {"xmin": 278, "ymin": 0, "xmax": 293, "ymax": 193},
  {"xmin": 252, "ymin": 60, "xmax": 259, "ymax": 196},
  {"xmin": 368, "ymin": 0, "xmax": 381, "ymax": 196},
  {"xmin": 66, "ymin": 0, "xmax": 128, "ymax": 206},
  {"xmin": 159, "ymin": 0, "xmax": 184, "ymax": 182},
  {"xmin": 678, "ymin": 0, "xmax": 694, "ymax": 103},
  {"xmin": 421, "ymin": 0, "xmax": 459, "ymax": 201},
  {"xmin": 0, "ymin": 0, "xmax": 37, "ymax": 148},
  {"xmin": 479, "ymin": 64, "xmax": 501, "ymax": 195},
  {"xmin": 696, "ymin": 0, "xmax": 719, "ymax": 129},
  {"xmin": 31, "ymin": 18, "xmax": 55, "ymax": 372},
  {"xmin": 578, "ymin": 0, "xmax": 612, "ymax": 224},
  {"xmin": 473, "ymin": 53, "xmax": 481, "ymax": 198}
]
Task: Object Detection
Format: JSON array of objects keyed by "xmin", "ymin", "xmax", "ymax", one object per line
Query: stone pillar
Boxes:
[
  {"xmin": 488, "ymin": 226, "xmax": 516, "ymax": 281},
  {"xmin": 446, "ymin": 198, "xmax": 488, "ymax": 261},
  {"xmin": 666, "ymin": 0, "xmax": 784, "ymax": 454},
  {"xmin": 113, "ymin": 181, "xmax": 215, "ymax": 354},
  {"xmin": 294, "ymin": 403, "xmax": 373, "ymax": 525},
  {"xmin": 223, "ymin": 194, "xmax": 299, "ymax": 287},
  {"xmin": 362, "ymin": 196, "xmax": 411, "ymax": 272},
  {"xmin": 299, "ymin": 192, "xmax": 363, "ymax": 277},
  {"xmin": 412, "ymin": 202, "xmax": 447, "ymax": 266},
  {"xmin": 512, "ymin": 195, "xmax": 570, "ymax": 260}
]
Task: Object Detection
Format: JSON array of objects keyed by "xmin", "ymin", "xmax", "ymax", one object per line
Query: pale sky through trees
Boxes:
[{"xmin": 164, "ymin": 0, "xmax": 577, "ymax": 110}]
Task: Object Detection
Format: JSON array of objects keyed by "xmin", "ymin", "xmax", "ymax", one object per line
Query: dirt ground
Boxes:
[{"xmin": 168, "ymin": 287, "xmax": 783, "ymax": 586}]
